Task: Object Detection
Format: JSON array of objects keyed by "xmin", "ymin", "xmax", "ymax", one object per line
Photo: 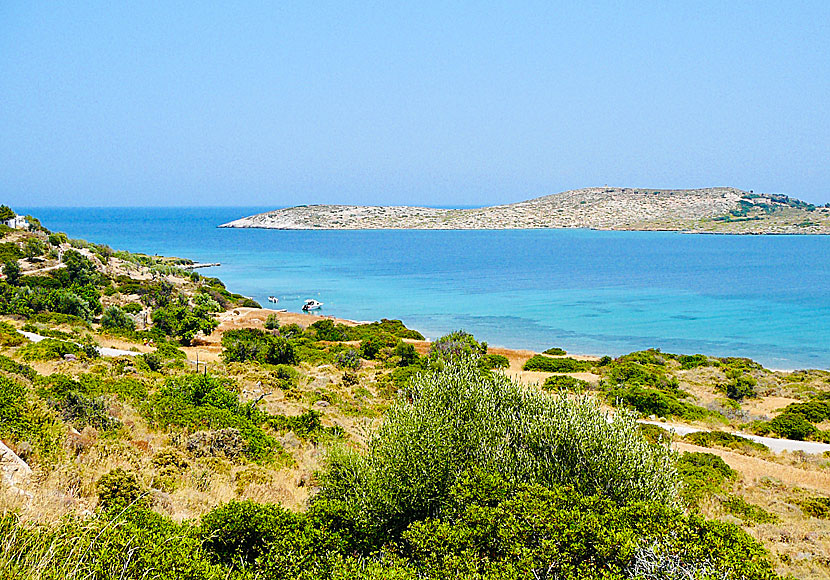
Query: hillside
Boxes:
[
  {"xmin": 5, "ymin": 212, "xmax": 830, "ymax": 578},
  {"xmin": 220, "ymin": 186, "xmax": 830, "ymax": 233}
]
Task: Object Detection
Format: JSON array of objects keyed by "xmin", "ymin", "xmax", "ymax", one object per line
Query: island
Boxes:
[{"xmin": 220, "ymin": 186, "xmax": 830, "ymax": 234}]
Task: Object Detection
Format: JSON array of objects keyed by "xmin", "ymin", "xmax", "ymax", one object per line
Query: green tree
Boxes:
[
  {"xmin": 152, "ymin": 295, "xmax": 218, "ymax": 345},
  {"xmin": 0, "ymin": 205, "xmax": 15, "ymax": 221},
  {"xmin": 2, "ymin": 260, "xmax": 20, "ymax": 285},
  {"xmin": 62, "ymin": 249, "xmax": 98, "ymax": 286}
]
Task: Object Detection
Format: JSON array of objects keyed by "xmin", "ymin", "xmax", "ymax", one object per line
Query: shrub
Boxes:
[
  {"xmin": 608, "ymin": 386, "xmax": 711, "ymax": 420},
  {"xmin": 18, "ymin": 337, "xmax": 84, "ymax": 361},
  {"xmin": 101, "ymin": 305, "xmax": 136, "ymax": 331},
  {"xmin": 781, "ymin": 400, "xmax": 830, "ymax": 423},
  {"xmin": 756, "ymin": 413, "xmax": 817, "ymax": 441},
  {"xmin": 720, "ymin": 495, "xmax": 779, "ymax": 525},
  {"xmin": 97, "ymin": 468, "xmax": 145, "ymax": 510},
  {"xmin": 522, "ymin": 355, "xmax": 592, "ymax": 372},
  {"xmin": 122, "ymin": 302, "xmax": 143, "ymax": 314},
  {"xmin": 543, "ymin": 346, "xmax": 566, "ymax": 355},
  {"xmin": 0, "ymin": 354, "xmax": 37, "ymax": 380},
  {"xmin": 393, "ymin": 341, "xmax": 419, "ymax": 366},
  {"xmin": 359, "ymin": 335, "xmax": 385, "ymax": 360},
  {"xmin": 479, "ymin": 353, "xmax": 509, "ymax": 370},
  {"xmin": 400, "ymin": 476, "xmax": 777, "ymax": 580},
  {"xmin": 201, "ymin": 500, "xmax": 302, "ymax": 568},
  {"xmin": 264, "ymin": 313, "xmax": 280, "ymax": 330},
  {"xmin": 278, "ymin": 322, "xmax": 303, "ymax": 338},
  {"xmin": 795, "ymin": 496, "xmax": 830, "ymax": 519},
  {"xmin": 429, "ymin": 330, "xmax": 487, "ymax": 360},
  {"xmin": 335, "ymin": 348, "xmax": 361, "ymax": 370},
  {"xmin": 721, "ymin": 368, "xmax": 757, "ymax": 401},
  {"xmin": 676, "ymin": 451, "xmax": 736, "ymax": 506},
  {"xmin": 0, "ymin": 321, "xmax": 25, "ymax": 346},
  {"xmin": 221, "ymin": 328, "xmax": 297, "ymax": 365},
  {"xmin": 0, "ymin": 375, "xmax": 61, "ymax": 459},
  {"xmin": 678, "ymin": 353, "xmax": 711, "ymax": 369},
  {"xmin": 151, "ymin": 295, "xmax": 218, "ymax": 344},
  {"xmin": 683, "ymin": 430, "xmax": 769, "ymax": 453},
  {"xmin": 143, "ymin": 374, "xmax": 282, "ymax": 464},
  {"xmin": 542, "ymin": 374, "xmax": 590, "ymax": 392},
  {"xmin": 2, "ymin": 260, "xmax": 21, "ymax": 285},
  {"xmin": 638, "ymin": 423, "xmax": 672, "ymax": 444},
  {"xmin": 318, "ymin": 357, "xmax": 679, "ymax": 540}
]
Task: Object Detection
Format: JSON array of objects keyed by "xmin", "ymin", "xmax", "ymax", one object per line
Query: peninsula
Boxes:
[{"xmin": 220, "ymin": 186, "xmax": 830, "ymax": 233}]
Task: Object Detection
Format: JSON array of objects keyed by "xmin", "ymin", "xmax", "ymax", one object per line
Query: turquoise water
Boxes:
[{"xmin": 22, "ymin": 207, "xmax": 830, "ymax": 369}]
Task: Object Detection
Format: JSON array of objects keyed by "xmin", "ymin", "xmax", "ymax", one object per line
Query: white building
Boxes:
[{"xmin": 2, "ymin": 216, "xmax": 28, "ymax": 229}]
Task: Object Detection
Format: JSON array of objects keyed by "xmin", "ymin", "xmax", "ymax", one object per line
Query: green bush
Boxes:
[
  {"xmin": 200, "ymin": 500, "xmax": 302, "ymax": 568},
  {"xmin": 122, "ymin": 302, "xmax": 143, "ymax": 314},
  {"xmin": 0, "ymin": 354, "xmax": 37, "ymax": 380},
  {"xmin": 264, "ymin": 313, "xmax": 280, "ymax": 330},
  {"xmin": 359, "ymin": 335, "xmax": 386, "ymax": 360},
  {"xmin": 0, "ymin": 375, "xmax": 61, "ymax": 459},
  {"xmin": 602, "ymin": 360, "xmax": 678, "ymax": 390},
  {"xmin": 0, "ymin": 508, "xmax": 228, "ymax": 579},
  {"xmin": 542, "ymin": 374, "xmax": 590, "ymax": 392},
  {"xmin": 399, "ymin": 475, "xmax": 778, "ymax": 580},
  {"xmin": 781, "ymin": 400, "xmax": 830, "ymax": 423},
  {"xmin": 678, "ymin": 353, "xmax": 712, "ymax": 369},
  {"xmin": 756, "ymin": 413, "xmax": 818, "ymax": 441},
  {"xmin": 335, "ymin": 348, "xmax": 361, "ymax": 370},
  {"xmin": 393, "ymin": 341, "xmax": 420, "ymax": 366},
  {"xmin": 142, "ymin": 374, "xmax": 282, "ymax": 464},
  {"xmin": 101, "ymin": 305, "xmax": 136, "ymax": 331},
  {"xmin": 676, "ymin": 451, "xmax": 736, "ymax": 506},
  {"xmin": 0, "ymin": 321, "xmax": 26, "ymax": 346},
  {"xmin": 522, "ymin": 355, "xmax": 592, "ymax": 372},
  {"xmin": 683, "ymin": 430, "xmax": 769, "ymax": 453},
  {"xmin": 479, "ymin": 353, "xmax": 509, "ymax": 370},
  {"xmin": 543, "ymin": 346, "xmax": 566, "ymax": 355},
  {"xmin": 96, "ymin": 468, "xmax": 146, "ymax": 510},
  {"xmin": 18, "ymin": 337, "xmax": 85, "ymax": 361},
  {"xmin": 429, "ymin": 330, "xmax": 487, "ymax": 360},
  {"xmin": 318, "ymin": 357, "xmax": 679, "ymax": 540},
  {"xmin": 720, "ymin": 495, "xmax": 779, "ymax": 525},
  {"xmin": 221, "ymin": 328, "xmax": 297, "ymax": 365},
  {"xmin": 608, "ymin": 386, "xmax": 711, "ymax": 420},
  {"xmin": 151, "ymin": 294, "xmax": 218, "ymax": 344},
  {"xmin": 795, "ymin": 496, "xmax": 830, "ymax": 519}
]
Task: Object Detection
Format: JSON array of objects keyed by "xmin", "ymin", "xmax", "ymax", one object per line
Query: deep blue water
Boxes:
[{"xmin": 21, "ymin": 206, "xmax": 830, "ymax": 369}]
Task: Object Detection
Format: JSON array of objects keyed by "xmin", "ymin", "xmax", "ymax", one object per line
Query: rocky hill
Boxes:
[{"xmin": 220, "ymin": 187, "xmax": 830, "ymax": 233}]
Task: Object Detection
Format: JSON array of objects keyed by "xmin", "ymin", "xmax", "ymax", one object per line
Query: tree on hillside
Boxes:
[
  {"xmin": 2, "ymin": 260, "xmax": 21, "ymax": 285},
  {"xmin": 0, "ymin": 206, "xmax": 15, "ymax": 221}
]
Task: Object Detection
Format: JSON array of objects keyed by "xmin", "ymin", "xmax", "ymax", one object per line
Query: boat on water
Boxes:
[
  {"xmin": 268, "ymin": 296, "xmax": 278, "ymax": 303},
  {"xmin": 302, "ymin": 299, "xmax": 323, "ymax": 311}
]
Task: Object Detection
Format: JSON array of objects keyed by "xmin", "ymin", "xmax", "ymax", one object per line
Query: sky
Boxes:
[{"xmin": 1, "ymin": 2, "xmax": 829, "ymax": 207}]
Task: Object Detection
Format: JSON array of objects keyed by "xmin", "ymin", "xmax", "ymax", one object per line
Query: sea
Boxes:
[{"xmin": 20, "ymin": 206, "xmax": 830, "ymax": 370}]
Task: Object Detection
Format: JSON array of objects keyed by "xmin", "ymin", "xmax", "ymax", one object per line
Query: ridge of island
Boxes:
[{"xmin": 220, "ymin": 186, "xmax": 830, "ymax": 234}]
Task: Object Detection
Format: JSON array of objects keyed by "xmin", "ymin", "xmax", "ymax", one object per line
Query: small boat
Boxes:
[
  {"xmin": 302, "ymin": 299, "xmax": 323, "ymax": 311},
  {"xmin": 268, "ymin": 296, "xmax": 279, "ymax": 303}
]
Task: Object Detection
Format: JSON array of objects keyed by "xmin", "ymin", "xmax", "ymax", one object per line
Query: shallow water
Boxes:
[{"xmin": 23, "ymin": 206, "xmax": 830, "ymax": 369}]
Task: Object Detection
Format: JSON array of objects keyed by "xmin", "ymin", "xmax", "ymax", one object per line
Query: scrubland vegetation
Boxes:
[{"xmin": 2, "ymin": 212, "xmax": 830, "ymax": 578}]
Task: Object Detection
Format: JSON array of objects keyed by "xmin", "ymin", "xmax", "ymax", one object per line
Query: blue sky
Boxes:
[{"xmin": 2, "ymin": 2, "xmax": 829, "ymax": 207}]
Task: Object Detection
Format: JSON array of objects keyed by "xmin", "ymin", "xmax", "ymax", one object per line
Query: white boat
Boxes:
[
  {"xmin": 268, "ymin": 296, "xmax": 279, "ymax": 303},
  {"xmin": 302, "ymin": 299, "xmax": 323, "ymax": 311}
]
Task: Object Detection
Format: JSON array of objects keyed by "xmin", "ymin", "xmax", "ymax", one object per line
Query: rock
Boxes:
[
  {"xmin": 280, "ymin": 432, "xmax": 301, "ymax": 449},
  {"xmin": 0, "ymin": 441, "xmax": 33, "ymax": 488},
  {"xmin": 64, "ymin": 353, "xmax": 77, "ymax": 361},
  {"xmin": 314, "ymin": 400, "xmax": 330, "ymax": 408}
]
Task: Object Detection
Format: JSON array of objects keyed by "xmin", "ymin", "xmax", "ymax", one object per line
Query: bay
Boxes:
[{"xmin": 21, "ymin": 206, "xmax": 830, "ymax": 369}]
